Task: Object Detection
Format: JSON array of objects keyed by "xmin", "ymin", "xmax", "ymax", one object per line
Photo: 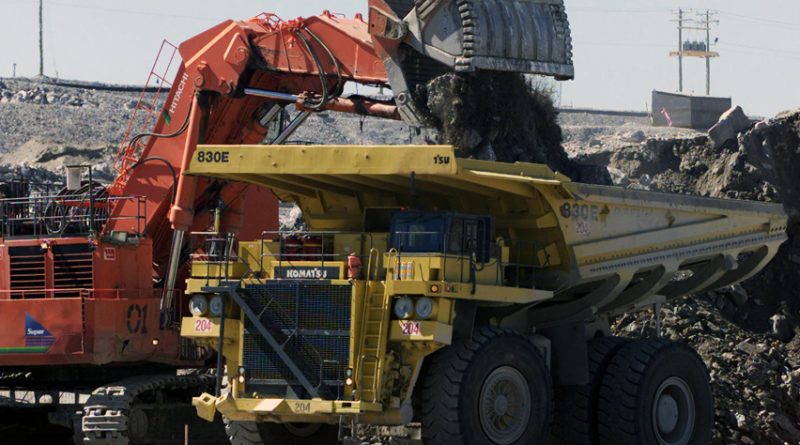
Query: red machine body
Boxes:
[{"xmin": 0, "ymin": 11, "xmax": 396, "ymax": 370}]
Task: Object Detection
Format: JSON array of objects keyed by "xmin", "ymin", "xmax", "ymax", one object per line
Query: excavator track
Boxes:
[{"xmin": 82, "ymin": 374, "xmax": 224, "ymax": 445}]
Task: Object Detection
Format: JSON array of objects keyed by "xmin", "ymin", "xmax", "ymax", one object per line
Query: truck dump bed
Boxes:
[{"xmin": 187, "ymin": 145, "xmax": 787, "ymax": 323}]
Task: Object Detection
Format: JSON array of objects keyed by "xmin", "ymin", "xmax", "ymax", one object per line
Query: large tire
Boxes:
[
  {"xmin": 421, "ymin": 327, "xmax": 552, "ymax": 445},
  {"xmin": 597, "ymin": 339, "xmax": 714, "ymax": 445},
  {"xmin": 226, "ymin": 420, "xmax": 264, "ymax": 445},
  {"xmin": 225, "ymin": 419, "xmax": 338, "ymax": 445},
  {"xmin": 551, "ymin": 336, "xmax": 629, "ymax": 445}
]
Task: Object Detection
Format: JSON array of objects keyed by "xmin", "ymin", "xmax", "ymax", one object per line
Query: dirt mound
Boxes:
[
  {"xmin": 590, "ymin": 109, "xmax": 800, "ymax": 444},
  {"xmin": 418, "ymin": 72, "xmax": 611, "ymax": 184},
  {"xmin": 594, "ymin": 111, "xmax": 800, "ymax": 336},
  {"xmin": 2, "ymin": 139, "xmax": 117, "ymax": 181}
]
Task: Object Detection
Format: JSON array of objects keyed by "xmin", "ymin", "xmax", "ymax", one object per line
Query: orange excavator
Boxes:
[{"xmin": 0, "ymin": 1, "xmax": 573, "ymax": 443}]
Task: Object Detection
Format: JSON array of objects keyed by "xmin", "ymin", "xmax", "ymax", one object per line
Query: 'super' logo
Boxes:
[{"xmin": 25, "ymin": 313, "xmax": 56, "ymax": 349}]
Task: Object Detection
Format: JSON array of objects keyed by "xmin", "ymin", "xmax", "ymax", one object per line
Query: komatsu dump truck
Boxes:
[{"xmin": 181, "ymin": 145, "xmax": 787, "ymax": 445}]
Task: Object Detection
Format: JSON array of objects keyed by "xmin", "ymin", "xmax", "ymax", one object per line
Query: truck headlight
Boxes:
[
  {"xmin": 415, "ymin": 297, "xmax": 436, "ymax": 319},
  {"xmin": 189, "ymin": 295, "xmax": 209, "ymax": 317},
  {"xmin": 393, "ymin": 296, "xmax": 414, "ymax": 320},
  {"xmin": 209, "ymin": 295, "xmax": 224, "ymax": 317}
]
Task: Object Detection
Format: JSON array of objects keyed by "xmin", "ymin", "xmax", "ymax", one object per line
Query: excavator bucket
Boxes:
[{"xmin": 368, "ymin": 0, "xmax": 574, "ymax": 122}]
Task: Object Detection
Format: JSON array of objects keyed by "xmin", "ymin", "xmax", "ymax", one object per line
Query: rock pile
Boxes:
[
  {"xmin": 708, "ymin": 105, "xmax": 752, "ymax": 149},
  {"xmin": 587, "ymin": 108, "xmax": 800, "ymax": 443},
  {"xmin": 583, "ymin": 109, "xmax": 800, "ymax": 336},
  {"xmin": 0, "ymin": 78, "xmax": 143, "ymax": 154},
  {"xmin": 0, "ymin": 80, "xmax": 91, "ymax": 107}
]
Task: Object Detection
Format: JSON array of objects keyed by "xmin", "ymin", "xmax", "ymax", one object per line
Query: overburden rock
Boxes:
[{"xmin": 709, "ymin": 105, "xmax": 752, "ymax": 149}]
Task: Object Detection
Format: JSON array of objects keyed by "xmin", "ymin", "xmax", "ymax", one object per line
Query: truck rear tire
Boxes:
[
  {"xmin": 551, "ymin": 336, "xmax": 629, "ymax": 445},
  {"xmin": 225, "ymin": 419, "xmax": 338, "ymax": 445},
  {"xmin": 596, "ymin": 339, "xmax": 713, "ymax": 445},
  {"xmin": 421, "ymin": 327, "xmax": 552, "ymax": 445}
]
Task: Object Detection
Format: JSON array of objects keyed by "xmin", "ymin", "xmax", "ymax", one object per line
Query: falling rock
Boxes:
[
  {"xmin": 708, "ymin": 105, "xmax": 751, "ymax": 149},
  {"xmin": 729, "ymin": 285, "xmax": 749, "ymax": 307}
]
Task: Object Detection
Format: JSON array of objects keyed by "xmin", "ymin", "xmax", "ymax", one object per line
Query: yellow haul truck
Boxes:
[{"xmin": 181, "ymin": 145, "xmax": 786, "ymax": 445}]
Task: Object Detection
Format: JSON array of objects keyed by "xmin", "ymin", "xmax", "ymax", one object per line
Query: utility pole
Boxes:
[
  {"xmin": 705, "ymin": 10, "xmax": 710, "ymax": 94},
  {"xmin": 700, "ymin": 10, "xmax": 719, "ymax": 95},
  {"xmin": 670, "ymin": 9, "xmax": 719, "ymax": 95},
  {"xmin": 677, "ymin": 9, "xmax": 683, "ymax": 92},
  {"xmin": 38, "ymin": 0, "xmax": 44, "ymax": 77}
]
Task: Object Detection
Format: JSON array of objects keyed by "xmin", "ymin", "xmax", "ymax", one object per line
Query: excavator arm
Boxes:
[{"xmin": 104, "ymin": 2, "xmax": 573, "ymax": 315}]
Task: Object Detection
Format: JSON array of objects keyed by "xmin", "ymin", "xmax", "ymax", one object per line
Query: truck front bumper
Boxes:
[{"xmin": 193, "ymin": 392, "xmax": 384, "ymax": 424}]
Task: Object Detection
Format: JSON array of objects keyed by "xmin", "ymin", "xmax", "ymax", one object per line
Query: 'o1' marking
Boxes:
[{"xmin": 126, "ymin": 304, "xmax": 149, "ymax": 334}]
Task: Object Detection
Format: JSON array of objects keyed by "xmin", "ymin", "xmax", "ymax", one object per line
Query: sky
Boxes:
[{"xmin": 0, "ymin": 0, "xmax": 798, "ymax": 116}]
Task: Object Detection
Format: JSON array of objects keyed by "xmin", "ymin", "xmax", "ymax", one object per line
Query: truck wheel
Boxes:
[
  {"xmin": 226, "ymin": 420, "xmax": 263, "ymax": 445},
  {"xmin": 225, "ymin": 419, "xmax": 338, "ymax": 445},
  {"xmin": 421, "ymin": 327, "xmax": 552, "ymax": 445},
  {"xmin": 597, "ymin": 340, "xmax": 713, "ymax": 445},
  {"xmin": 551, "ymin": 336, "xmax": 629, "ymax": 445}
]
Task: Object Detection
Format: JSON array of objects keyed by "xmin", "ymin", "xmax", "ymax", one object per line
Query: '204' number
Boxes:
[
  {"xmin": 194, "ymin": 318, "xmax": 213, "ymax": 333},
  {"xmin": 400, "ymin": 321, "xmax": 421, "ymax": 336},
  {"xmin": 197, "ymin": 151, "xmax": 230, "ymax": 163}
]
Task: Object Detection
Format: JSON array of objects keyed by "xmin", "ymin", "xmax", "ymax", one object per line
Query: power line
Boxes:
[
  {"xmin": 570, "ymin": 6, "xmax": 800, "ymax": 30},
  {"xmin": 718, "ymin": 42, "xmax": 800, "ymax": 57},
  {"xmin": 575, "ymin": 41, "xmax": 672, "ymax": 49},
  {"xmin": 570, "ymin": 8, "xmax": 669, "ymax": 14},
  {"xmin": 717, "ymin": 10, "xmax": 800, "ymax": 29},
  {"xmin": 720, "ymin": 47, "xmax": 800, "ymax": 62},
  {"xmin": 48, "ymin": 1, "xmax": 218, "ymax": 22}
]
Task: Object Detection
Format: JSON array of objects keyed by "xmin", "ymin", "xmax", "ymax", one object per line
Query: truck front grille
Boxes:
[{"xmin": 241, "ymin": 281, "xmax": 352, "ymax": 398}]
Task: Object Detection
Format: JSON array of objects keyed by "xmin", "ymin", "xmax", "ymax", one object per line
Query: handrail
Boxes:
[
  {"xmin": 0, "ymin": 194, "xmax": 146, "ymax": 238},
  {"xmin": 0, "ymin": 288, "xmax": 143, "ymax": 300},
  {"xmin": 367, "ymin": 248, "xmax": 379, "ymax": 281}
]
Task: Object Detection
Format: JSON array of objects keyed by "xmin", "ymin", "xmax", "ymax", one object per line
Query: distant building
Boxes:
[{"xmin": 651, "ymin": 90, "xmax": 732, "ymax": 130}]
